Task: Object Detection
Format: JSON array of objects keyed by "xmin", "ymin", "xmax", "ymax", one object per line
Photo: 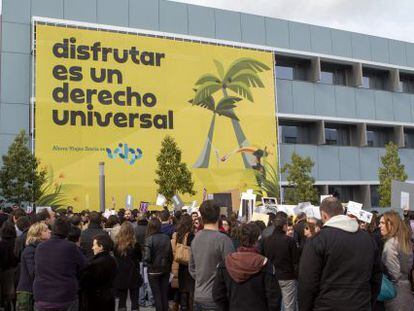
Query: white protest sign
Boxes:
[
  {"xmin": 358, "ymin": 210, "xmax": 373, "ymax": 224},
  {"xmin": 311, "ymin": 205, "xmax": 321, "ymax": 219},
  {"xmin": 303, "ymin": 205, "xmax": 315, "ymax": 218},
  {"xmin": 297, "ymin": 202, "xmax": 312, "ymax": 210},
  {"xmin": 347, "ymin": 201, "xmax": 363, "ymax": 217},
  {"xmin": 401, "ymin": 192, "xmax": 410, "ymax": 211},
  {"xmin": 320, "ymin": 195, "xmax": 332, "ymax": 203},
  {"xmin": 36, "ymin": 206, "xmax": 52, "ymax": 214},
  {"xmin": 156, "ymin": 193, "xmax": 166, "ymax": 206},
  {"xmin": 251, "ymin": 212, "xmax": 269, "ymax": 224},
  {"xmin": 239, "ymin": 191, "xmax": 256, "ymax": 221}
]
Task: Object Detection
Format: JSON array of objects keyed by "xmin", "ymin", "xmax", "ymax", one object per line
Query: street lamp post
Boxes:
[{"xmin": 99, "ymin": 162, "xmax": 106, "ymax": 213}]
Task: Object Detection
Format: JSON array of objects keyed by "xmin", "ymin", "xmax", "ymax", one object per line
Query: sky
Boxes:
[{"xmin": 173, "ymin": 0, "xmax": 413, "ymax": 43}]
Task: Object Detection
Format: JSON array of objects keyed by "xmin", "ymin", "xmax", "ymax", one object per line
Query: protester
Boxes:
[
  {"xmin": 298, "ymin": 197, "xmax": 382, "ymax": 311},
  {"xmin": 114, "ymin": 221, "xmax": 142, "ymax": 311},
  {"xmin": 263, "ymin": 212, "xmax": 299, "ymax": 311},
  {"xmin": 218, "ymin": 218, "xmax": 231, "ymax": 235},
  {"xmin": 193, "ymin": 217, "xmax": 203, "ymax": 233},
  {"xmin": 189, "ymin": 200, "xmax": 235, "ymax": 311},
  {"xmin": 379, "ymin": 211, "xmax": 414, "ymax": 310},
  {"xmin": 135, "ymin": 214, "xmax": 148, "ymax": 251},
  {"xmin": 213, "ymin": 222, "xmax": 281, "ymax": 310},
  {"xmin": 67, "ymin": 225, "xmax": 82, "ymax": 247},
  {"xmin": 159, "ymin": 210, "xmax": 175, "ymax": 238},
  {"xmin": 171, "ymin": 214, "xmax": 195, "ymax": 310},
  {"xmin": 16, "ymin": 222, "xmax": 51, "ymax": 311},
  {"xmin": 144, "ymin": 218, "xmax": 173, "ymax": 311},
  {"xmin": 105, "ymin": 215, "xmax": 121, "ymax": 243},
  {"xmin": 33, "ymin": 217, "xmax": 87, "ymax": 311},
  {"xmin": 0, "ymin": 221, "xmax": 19, "ymax": 311},
  {"xmin": 294, "ymin": 212, "xmax": 307, "ymax": 252},
  {"xmin": 80, "ymin": 211, "xmax": 108, "ymax": 259},
  {"xmin": 303, "ymin": 222, "xmax": 316, "ymax": 239},
  {"xmin": 80, "ymin": 234, "xmax": 118, "ymax": 311},
  {"xmin": 123, "ymin": 209, "xmax": 137, "ymax": 228},
  {"xmin": 11, "ymin": 208, "xmax": 27, "ymax": 237}
]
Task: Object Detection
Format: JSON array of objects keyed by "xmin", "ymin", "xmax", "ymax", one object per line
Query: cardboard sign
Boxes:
[
  {"xmin": 357, "ymin": 210, "xmax": 373, "ymax": 224},
  {"xmin": 262, "ymin": 197, "xmax": 277, "ymax": 208},
  {"xmin": 251, "ymin": 212, "xmax": 269, "ymax": 224},
  {"xmin": 36, "ymin": 206, "xmax": 52, "ymax": 214},
  {"xmin": 347, "ymin": 201, "xmax": 363, "ymax": 218}
]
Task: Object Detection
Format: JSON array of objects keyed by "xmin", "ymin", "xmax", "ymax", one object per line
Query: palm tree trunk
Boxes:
[
  {"xmin": 222, "ymin": 88, "xmax": 255, "ymax": 168},
  {"xmin": 193, "ymin": 113, "xmax": 216, "ymax": 168}
]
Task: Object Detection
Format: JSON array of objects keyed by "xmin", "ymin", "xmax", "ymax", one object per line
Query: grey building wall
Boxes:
[{"xmin": 1, "ymin": 0, "xmax": 414, "ymax": 204}]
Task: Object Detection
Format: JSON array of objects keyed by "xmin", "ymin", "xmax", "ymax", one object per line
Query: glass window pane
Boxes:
[
  {"xmin": 320, "ymin": 71, "xmax": 334, "ymax": 84},
  {"xmin": 276, "ymin": 65, "xmax": 293, "ymax": 80}
]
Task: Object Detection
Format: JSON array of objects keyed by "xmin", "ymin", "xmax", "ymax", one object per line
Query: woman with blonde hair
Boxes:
[
  {"xmin": 379, "ymin": 211, "xmax": 414, "ymax": 310},
  {"xmin": 16, "ymin": 222, "xmax": 51, "ymax": 311},
  {"xmin": 114, "ymin": 221, "xmax": 142, "ymax": 311}
]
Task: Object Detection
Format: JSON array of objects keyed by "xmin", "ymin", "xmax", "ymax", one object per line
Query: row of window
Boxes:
[
  {"xmin": 279, "ymin": 120, "xmax": 414, "ymax": 148},
  {"xmin": 275, "ymin": 55, "xmax": 414, "ymax": 93},
  {"xmin": 282, "ymin": 185, "xmax": 380, "ymax": 207}
]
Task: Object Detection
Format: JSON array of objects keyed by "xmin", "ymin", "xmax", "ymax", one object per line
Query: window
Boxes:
[
  {"xmin": 325, "ymin": 124, "xmax": 352, "ymax": 146},
  {"xmin": 276, "ymin": 65, "xmax": 294, "ymax": 80},
  {"xmin": 366, "ymin": 126, "xmax": 393, "ymax": 147},
  {"xmin": 328, "ymin": 186, "xmax": 355, "ymax": 203},
  {"xmin": 370, "ymin": 185, "xmax": 380, "ymax": 207},
  {"xmin": 362, "ymin": 68, "xmax": 388, "ymax": 90},
  {"xmin": 320, "ymin": 62, "xmax": 349, "ymax": 86},
  {"xmin": 279, "ymin": 120, "xmax": 313, "ymax": 144},
  {"xmin": 400, "ymin": 73, "xmax": 414, "ymax": 94},
  {"xmin": 275, "ymin": 55, "xmax": 310, "ymax": 81},
  {"xmin": 404, "ymin": 128, "xmax": 414, "ymax": 148}
]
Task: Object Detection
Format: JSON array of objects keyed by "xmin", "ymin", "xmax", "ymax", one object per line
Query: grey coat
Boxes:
[{"xmin": 382, "ymin": 237, "xmax": 414, "ymax": 311}]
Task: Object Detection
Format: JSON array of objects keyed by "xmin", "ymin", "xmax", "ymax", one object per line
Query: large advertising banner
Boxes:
[{"xmin": 35, "ymin": 22, "xmax": 278, "ymax": 210}]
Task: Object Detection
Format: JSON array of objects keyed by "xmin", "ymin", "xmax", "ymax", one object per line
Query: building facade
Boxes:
[{"xmin": 1, "ymin": 0, "xmax": 414, "ymax": 206}]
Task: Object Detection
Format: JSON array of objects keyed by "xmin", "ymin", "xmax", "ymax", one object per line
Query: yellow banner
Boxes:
[{"xmin": 35, "ymin": 23, "xmax": 278, "ymax": 210}]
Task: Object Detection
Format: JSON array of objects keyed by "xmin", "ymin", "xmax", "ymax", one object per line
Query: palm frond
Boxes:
[
  {"xmin": 195, "ymin": 73, "xmax": 221, "ymax": 85},
  {"xmin": 194, "ymin": 82, "xmax": 222, "ymax": 104},
  {"xmin": 215, "ymin": 96, "xmax": 242, "ymax": 112},
  {"xmin": 213, "ymin": 60, "xmax": 225, "ymax": 80},
  {"xmin": 226, "ymin": 81, "xmax": 254, "ymax": 102},
  {"xmin": 230, "ymin": 69, "xmax": 265, "ymax": 88},
  {"xmin": 192, "ymin": 96, "xmax": 215, "ymax": 111},
  {"xmin": 216, "ymin": 109, "xmax": 239, "ymax": 121},
  {"xmin": 224, "ymin": 58, "xmax": 270, "ymax": 83}
]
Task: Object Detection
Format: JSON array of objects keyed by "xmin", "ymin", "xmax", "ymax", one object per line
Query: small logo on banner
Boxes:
[{"xmin": 106, "ymin": 143, "xmax": 143, "ymax": 165}]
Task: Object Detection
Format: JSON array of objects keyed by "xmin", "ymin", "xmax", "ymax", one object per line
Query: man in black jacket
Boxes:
[
  {"xmin": 298, "ymin": 197, "xmax": 382, "ymax": 311},
  {"xmin": 263, "ymin": 212, "xmax": 299, "ymax": 311},
  {"xmin": 213, "ymin": 223, "xmax": 281, "ymax": 311}
]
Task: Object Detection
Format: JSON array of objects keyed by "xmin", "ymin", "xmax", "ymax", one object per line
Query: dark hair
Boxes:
[
  {"xmin": 320, "ymin": 197, "xmax": 343, "ymax": 217},
  {"xmin": 199, "ymin": 200, "xmax": 220, "ymax": 224},
  {"xmin": 146, "ymin": 218, "xmax": 161, "ymax": 237},
  {"xmin": 176, "ymin": 214, "xmax": 193, "ymax": 243},
  {"xmin": 296, "ymin": 212, "xmax": 306, "ymax": 221},
  {"xmin": 254, "ymin": 220, "xmax": 266, "ymax": 232},
  {"xmin": 160, "ymin": 210, "xmax": 170, "ymax": 222},
  {"xmin": 267, "ymin": 213, "xmax": 276, "ymax": 227},
  {"xmin": 12, "ymin": 208, "xmax": 26, "ymax": 221},
  {"xmin": 94, "ymin": 234, "xmax": 114, "ymax": 252},
  {"xmin": 69, "ymin": 215, "xmax": 82, "ymax": 227},
  {"xmin": 239, "ymin": 223, "xmax": 261, "ymax": 247},
  {"xmin": 52, "ymin": 217, "xmax": 71, "ymax": 238},
  {"xmin": 36, "ymin": 210, "xmax": 50, "ymax": 222},
  {"xmin": 1, "ymin": 221, "xmax": 17, "ymax": 239},
  {"xmin": 16, "ymin": 216, "xmax": 31, "ymax": 232},
  {"xmin": 106, "ymin": 215, "xmax": 120, "ymax": 228},
  {"xmin": 315, "ymin": 219, "xmax": 323, "ymax": 229},
  {"xmin": 67, "ymin": 225, "xmax": 81, "ymax": 243},
  {"xmin": 89, "ymin": 211, "xmax": 102, "ymax": 225},
  {"xmin": 304, "ymin": 222, "xmax": 316, "ymax": 236},
  {"xmin": 274, "ymin": 212, "xmax": 288, "ymax": 231}
]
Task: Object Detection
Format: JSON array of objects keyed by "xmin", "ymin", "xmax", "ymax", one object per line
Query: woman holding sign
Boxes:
[{"xmin": 379, "ymin": 211, "xmax": 414, "ymax": 310}]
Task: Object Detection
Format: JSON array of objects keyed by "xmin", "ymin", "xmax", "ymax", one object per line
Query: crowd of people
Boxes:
[{"xmin": 0, "ymin": 197, "xmax": 413, "ymax": 311}]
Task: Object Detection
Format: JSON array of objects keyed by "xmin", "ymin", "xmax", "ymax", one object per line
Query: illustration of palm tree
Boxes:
[
  {"xmin": 191, "ymin": 58, "xmax": 270, "ymax": 168},
  {"xmin": 190, "ymin": 94, "xmax": 242, "ymax": 168}
]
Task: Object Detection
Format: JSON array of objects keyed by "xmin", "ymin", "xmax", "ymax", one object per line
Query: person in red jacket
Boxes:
[{"xmin": 212, "ymin": 222, "xmax": 282, "ymax": 311}]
